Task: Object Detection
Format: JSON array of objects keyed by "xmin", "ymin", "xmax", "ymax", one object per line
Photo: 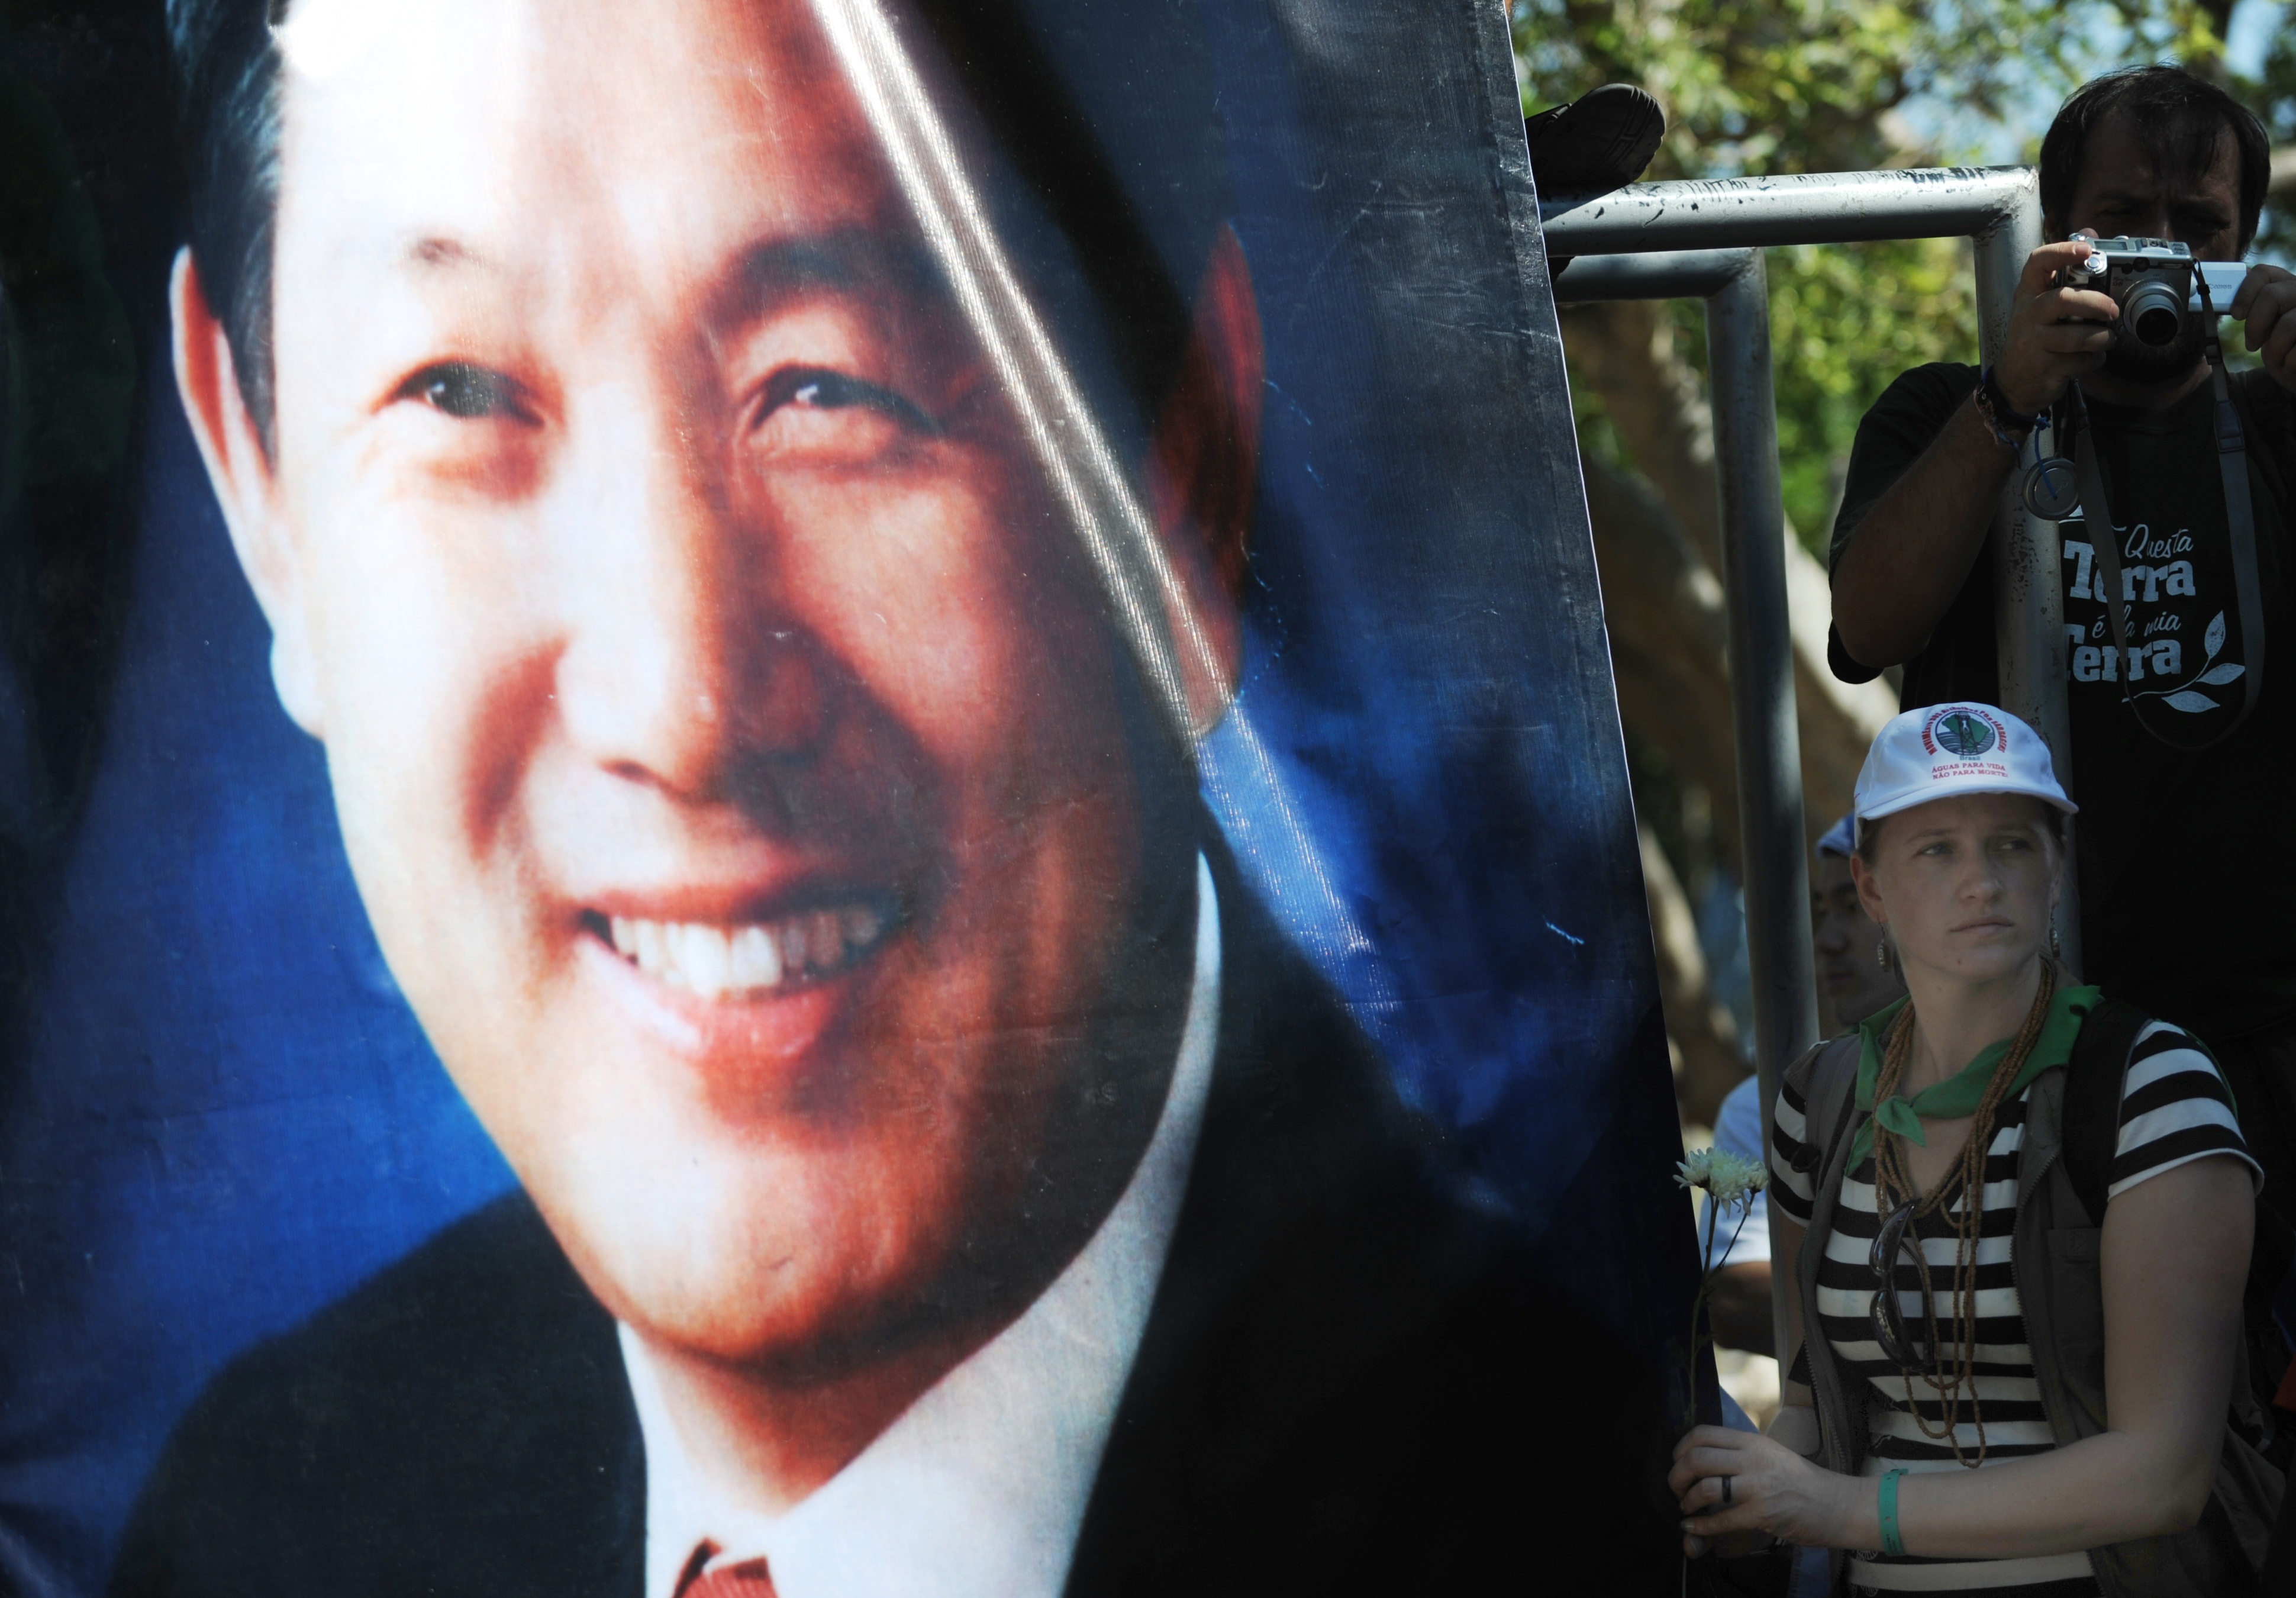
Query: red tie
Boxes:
[{"xmin": 677, "ymin": 1551, "xmax": 778, "ymax": 1598}]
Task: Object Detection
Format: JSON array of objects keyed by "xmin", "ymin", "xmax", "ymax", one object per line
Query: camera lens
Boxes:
[
  {"xmin": 2122, "ymin": 278, "xmax": 2185, "ymax": 347},
  {"xmin": 2133, "ymin": 305, "xmax": 2181, "ymax": 345}
]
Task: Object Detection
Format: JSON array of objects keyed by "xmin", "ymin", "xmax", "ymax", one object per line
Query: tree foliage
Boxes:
[{"xmin": 1514, "ymin": 0, "xmax": 2295, "ymax": 544}]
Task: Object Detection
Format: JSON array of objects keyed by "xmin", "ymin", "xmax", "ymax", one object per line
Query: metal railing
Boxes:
[
  {"xmin": 1543, "ymin": 171, "xmax": 2067, "ymax": 848},
  {"xmin": 1556, "ymin": 247, "xmax": 1808, "ymax": 1368},
  {"xmin": 1549, "ymin": 170, "xmax": 2074, "ymax": 1368}
]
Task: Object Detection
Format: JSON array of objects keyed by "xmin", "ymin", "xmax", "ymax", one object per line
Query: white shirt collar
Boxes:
[{"xmin": 622, "ymin": 854, "xmax": 1222, "ymax": 1598}]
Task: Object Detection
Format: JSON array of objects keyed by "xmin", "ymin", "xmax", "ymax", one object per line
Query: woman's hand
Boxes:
[{"xmin": 1668, "ymin": 1425, "xmax": 1855, "ymax": 1558}]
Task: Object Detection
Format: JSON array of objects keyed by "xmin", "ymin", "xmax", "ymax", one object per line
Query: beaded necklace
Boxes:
[{"xmin": 1868, "ymin": 962, "xmax": 2057, "ymax": 1469}]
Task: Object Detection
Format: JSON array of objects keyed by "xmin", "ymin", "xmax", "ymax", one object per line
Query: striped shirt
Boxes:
[{"xmin": 1769, "ymin": 1021, "xmax": 2259, "ymax": 1596}]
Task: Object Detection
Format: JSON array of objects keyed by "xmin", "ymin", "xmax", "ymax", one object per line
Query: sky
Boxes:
[
  {"xmin": 1901, "ymin": 0, "xmax": 2286, "ymax": 167},
  {"xmin": 2226, "ymin": 0, "xmax": 2285, "ymax": 80}
]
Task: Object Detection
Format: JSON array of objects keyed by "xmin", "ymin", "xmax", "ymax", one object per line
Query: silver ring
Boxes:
[{"xmin": 1720, "ymin": 1475, "xmax": 1734, "ymax": 1507}]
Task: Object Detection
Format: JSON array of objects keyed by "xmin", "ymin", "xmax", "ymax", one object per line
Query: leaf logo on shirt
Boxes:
[{"xmin": 2150, "ymin": 610, "xmax": 2242, "ymax": 713}]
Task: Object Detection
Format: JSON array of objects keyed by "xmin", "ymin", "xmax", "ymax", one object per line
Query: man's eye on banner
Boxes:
[{"xmin": 0, "ymin": 1, "xmax": 1691, "ymax": 1594}]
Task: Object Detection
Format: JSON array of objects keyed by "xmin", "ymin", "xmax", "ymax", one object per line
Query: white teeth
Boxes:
[
  {"xmin": 679, "ymin": 924, "xmax": 731, "ymax": 998},
  {"xmin": 604, "ymin": 901, "xmax": 888, "ymax": 998},
  {"xmin": 731, "ymin": 924, "xmax": 781, "ymax": 990}
]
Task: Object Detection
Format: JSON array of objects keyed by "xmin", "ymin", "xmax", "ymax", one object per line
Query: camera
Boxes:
[{"xmin": 2066, "ymin": 237, "xmax": 2247, "ymax": 348}]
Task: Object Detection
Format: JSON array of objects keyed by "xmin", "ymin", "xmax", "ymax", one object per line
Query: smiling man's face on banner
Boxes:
[{"xmin": 171, "ymin": 0, "xmax": 1257, "ymax": 1380}]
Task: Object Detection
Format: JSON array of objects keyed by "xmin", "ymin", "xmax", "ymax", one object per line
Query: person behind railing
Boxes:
[
  {"xmin": 1671, "ymin": 703, "xmax": 2279, "ymax": 1596},
  {"xmin": 1707, "ymin": 814, "xmax": 1907, "ymax": 1361},
  {"xmin": 1825, "ymin": 63, "xmax": 2296, "ymax": 1429}
]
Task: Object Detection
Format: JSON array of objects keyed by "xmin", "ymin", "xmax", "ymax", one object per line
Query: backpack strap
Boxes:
[
  {"xmin": 2061, "ymin": 997, "xmax": 2149, "ymax": 1227},
  {"xmin": 1783, "ymin": 1033, "xmax": 1863, "ymax": 1184},
  {"xmin": 1781, "ymin": 1028, "xmax": 1855, "ymax": 1396},
  {"xmin": 1779, "ymin": 1034, "xmax": 1861, "ymax": 1381},
  {"xmin": 1782, "ymin": 1032, "xmax": 1870, "ymax": 1474}
]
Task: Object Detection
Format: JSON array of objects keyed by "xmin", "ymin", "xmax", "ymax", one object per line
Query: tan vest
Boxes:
[{"xmin": 1785, "ymin": 1033, "xmax": 2281, "ymax": 1596}]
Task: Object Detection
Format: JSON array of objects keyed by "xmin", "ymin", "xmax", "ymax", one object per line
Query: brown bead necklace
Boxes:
[{"xmin": 1868, "ymin": 961, "xmax": 2057, "ymax": 1469}]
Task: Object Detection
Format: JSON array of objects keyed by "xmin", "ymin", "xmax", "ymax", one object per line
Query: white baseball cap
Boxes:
[{"xmin": 1853, "ymin": 702, "xmax": 2077, "ymax": 826}]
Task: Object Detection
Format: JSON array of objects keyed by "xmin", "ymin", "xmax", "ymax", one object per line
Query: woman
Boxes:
[{"xmin": 1671, "ymin": 703, "xmax": 2278, "ymax": 1595}]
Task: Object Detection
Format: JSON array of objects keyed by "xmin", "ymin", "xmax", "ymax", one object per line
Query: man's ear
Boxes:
[
  {"xmin": 170, "ymin": 247, "xmax": 325, "ymax": 737},
  {"xmin": 1148, "ymin": 225, "xmax": 1262, "ymax": 734}
]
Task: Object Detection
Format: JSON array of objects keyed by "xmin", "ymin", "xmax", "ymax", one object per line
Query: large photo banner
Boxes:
[{"xmin": 0, "ymin": 1, "xmax": 1697, "ymax": 1592}]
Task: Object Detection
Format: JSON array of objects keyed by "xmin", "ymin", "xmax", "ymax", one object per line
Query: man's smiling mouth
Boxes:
[{"xmin": 589, "ymin": 900, "xmax": 892, "ymax": 1000}]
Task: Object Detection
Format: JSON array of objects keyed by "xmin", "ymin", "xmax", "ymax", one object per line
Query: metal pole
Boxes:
[
  {"xmin": 1707, "ymin": 257, "xmax": 1815, "ymax": 1377},
  {"xmin": 1559, "ymin": 248, "xmax": 1813, "ymax": 1369},
  {"xmin": 1704, "ymin": 254, "xmax": 1820, "ymax": 1085},
  {"xmin": 1973, "ymin": 185, "xmax": 2083, "ymax": 974},
  {"xmin": 1542, "ymin": 166, "xmax": 2037, "ymax": 253},
  {"xmin": 1559, "ymin": 248, "xmax": 1817, "ymax": 1082},
  {"xmin": 1553, "ymin": 247, "xmax": 1760, "ymax": 302}
]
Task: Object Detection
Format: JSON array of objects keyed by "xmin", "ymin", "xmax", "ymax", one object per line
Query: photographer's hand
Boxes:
[
  {"xmin": 2230, "ymin": 264, "xmax": 2296, "ymax": 394},
  {"xmin": 1830, "ymin": 241, "xmax": 2110, "ymax": 669},
  {"xmin": 1994, "ymin": 237, "xmax": 2120, "ymax": 415}
]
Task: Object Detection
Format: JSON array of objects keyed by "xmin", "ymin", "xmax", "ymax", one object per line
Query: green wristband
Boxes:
[{"xmin": 1878, "ymin": 1468, "xmax": 1907, "ymax": 1558}]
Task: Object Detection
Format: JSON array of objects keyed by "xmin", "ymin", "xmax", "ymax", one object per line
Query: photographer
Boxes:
[{"xmin": 1827, "ymin": 65, "xmax": 2296, "ymax": 1413}]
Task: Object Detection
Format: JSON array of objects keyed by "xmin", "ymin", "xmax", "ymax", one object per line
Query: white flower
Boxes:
[
  {"xmin": 1675, "ymin": 1146, "xmax": 1767, "ymax": 1209},
  {"xmin": 1673, "ymin": 1146, "xmax": 1715, "ymax": 1191},
  {"xmin": 1705, "ymin": 1149, "xmax": 1768, "ymax": 1209}
]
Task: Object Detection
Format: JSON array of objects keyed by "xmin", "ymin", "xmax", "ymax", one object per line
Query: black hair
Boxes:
[
  {"xmin": 2038, "ymin": 65, "xmax": 2272, "ymax": 252},
  {"xmin": 165, "ymin": 0, "xmax": 1226, "ymax": 451},
  {"xmin": 168, "ymin": 0, "xmax": 285, "ymax": 442}
]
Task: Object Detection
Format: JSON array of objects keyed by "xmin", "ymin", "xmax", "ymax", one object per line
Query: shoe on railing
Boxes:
[
  {"xmin": 1524, "ymin": 82, "xmax": 1665, "ymax": 197},
  {"xmin": 1526, "ymin": 83, "xmax": 1663, "ymax": 285}
]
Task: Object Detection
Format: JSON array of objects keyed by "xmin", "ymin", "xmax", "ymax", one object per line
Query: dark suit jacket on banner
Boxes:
[{"xmin": 108, "ymin": 848, "xmax": 1676, "ymax": 1596}]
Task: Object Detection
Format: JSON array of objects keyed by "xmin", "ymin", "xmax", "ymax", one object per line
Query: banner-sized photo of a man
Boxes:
[{"xmin": 108, "ymin": 1, "xmax": 1670, "ymax": 1595}]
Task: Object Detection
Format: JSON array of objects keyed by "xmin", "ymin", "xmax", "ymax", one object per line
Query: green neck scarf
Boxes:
[{"xmin": 1847, "ymin": 981, "xmax": 2101, "ymax": 1169}]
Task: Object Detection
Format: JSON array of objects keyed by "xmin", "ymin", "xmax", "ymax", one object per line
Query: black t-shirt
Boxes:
[{"xmin": 1831, "ymin": 362, "xmax": 2296, "ymax": 1040}]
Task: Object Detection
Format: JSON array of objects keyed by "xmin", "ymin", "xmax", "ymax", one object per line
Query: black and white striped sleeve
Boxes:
[
  {"xmin": 2107, "ymin": 1022, "xmax": 2264, "ymax": 1202},
  {"xmin": 1768, "ymin": 1074, "xmax": 1816, "ymax": 1225}
]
